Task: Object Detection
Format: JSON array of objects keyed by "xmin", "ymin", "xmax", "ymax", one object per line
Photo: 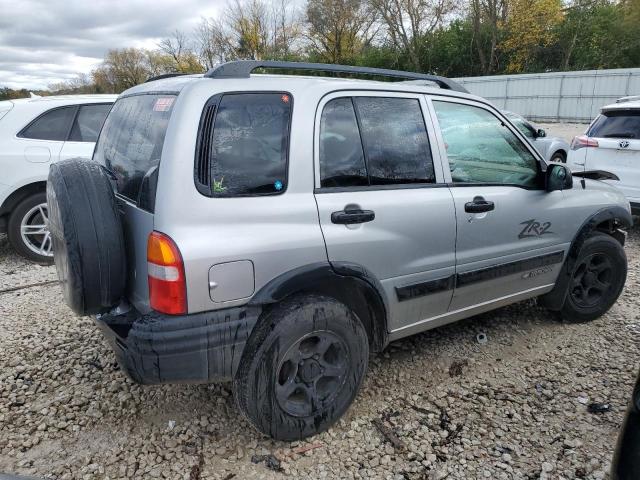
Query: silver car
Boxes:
[
  {"xmin": 46, "ymin": 61, "xmax": 632, "ymax": 441},
  {"xmin": 505, "ymin": 111, "xmax": 570, "ymax": 163}
]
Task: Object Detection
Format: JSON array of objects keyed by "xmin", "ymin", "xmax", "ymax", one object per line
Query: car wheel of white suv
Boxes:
[{"xmin": 7, "ymin": 192, "xmax": 53, "ymax": 264}]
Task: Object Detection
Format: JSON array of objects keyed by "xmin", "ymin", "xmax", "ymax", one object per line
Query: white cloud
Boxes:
[{"xmin": 0, "ymin": 0, "xmax": 224, "ymax": 89}]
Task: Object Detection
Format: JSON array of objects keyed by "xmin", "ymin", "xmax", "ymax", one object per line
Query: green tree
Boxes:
[
  {"xmin": 501, "ymin": 0, "xmax": 563, "ymax": 72},
  {"xmin": 305, "ymin": 0, "xmax": 377, "ymax": 64}
]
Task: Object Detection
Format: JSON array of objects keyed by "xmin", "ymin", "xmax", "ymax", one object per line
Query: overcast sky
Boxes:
[{"xmin": 0, "ymin": 0, "xmax": 223, "ymax": 90}]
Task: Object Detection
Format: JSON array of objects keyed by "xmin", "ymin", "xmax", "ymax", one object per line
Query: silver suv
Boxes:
[{"xmin": 46, "ymin": 61, "xmax": 632, "ymax": 441}]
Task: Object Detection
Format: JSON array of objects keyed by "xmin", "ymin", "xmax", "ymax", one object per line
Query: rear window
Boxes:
[
  {"xmin": 94, "ymin": 94, "xmax": 175, "ymax": 211},
  {"xmin": 195, "ymin": 92, "xmax": 292, "ymax": 197},
  {"xmin": 588, "ymin": 110, "xmax": 640, "ymax": 139}
]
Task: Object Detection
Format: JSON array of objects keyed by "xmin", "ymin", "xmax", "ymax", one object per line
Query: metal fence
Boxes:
[{"xmin": 454, "ymin": 68, "xmax": 640, "ymax": 123}]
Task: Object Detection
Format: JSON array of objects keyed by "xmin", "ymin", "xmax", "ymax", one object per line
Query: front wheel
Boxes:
[
  {"xmin": 561, "ymin": 232, "xmax": 627, "ymax": 322},
  {"xmin": 551, "ymin": 151, "xmax": 566, "ymax": 163},
  {"xmin": 234, "ymin": 295, "xmax": 369, "ymax": 441},
  {"xmin": 7, "ymin": 192, "xmax": 53, "ymax": 264}
]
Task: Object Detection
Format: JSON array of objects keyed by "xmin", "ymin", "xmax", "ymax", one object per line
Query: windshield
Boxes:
[{"xmin": 93, "ymin": 94, "xmax": 176, "ymax": 212}]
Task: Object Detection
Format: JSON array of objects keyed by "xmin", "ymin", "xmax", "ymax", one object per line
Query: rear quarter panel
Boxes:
[{"xmin": 152, "ymin": 80, "xmax": 328, "ymax": 314}]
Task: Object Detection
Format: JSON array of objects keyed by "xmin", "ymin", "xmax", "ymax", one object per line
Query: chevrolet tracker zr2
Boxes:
[{"xmin": 46, "ymin": 61, "xmax": 632, "ymax": 441}]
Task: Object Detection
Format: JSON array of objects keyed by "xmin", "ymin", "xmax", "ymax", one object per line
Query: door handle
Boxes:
[
  {"xmin": 331, "ymin": 208, "xmax": 375, "ymax": 225},
  {"xmin": 464, "ymin": 196, "xmax": 495, "ymax": 213}
]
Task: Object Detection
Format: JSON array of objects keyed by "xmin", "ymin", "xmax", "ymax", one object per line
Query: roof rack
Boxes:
[
  {"xmin": 616, "ymin": 95, "xmax": 640, "ymax": 104},
  {"xmin": 144, "ymin": 73, "xmax": 188, "ymax": 83},
  {"xmin": 204, "ymin": 60, "xmax": 468, "ymax": 93}
]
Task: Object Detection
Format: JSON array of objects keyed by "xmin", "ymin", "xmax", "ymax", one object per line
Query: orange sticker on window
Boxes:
[{"xmin": 154, "ymin": 97, "xmax": 175, "ymax": 112}]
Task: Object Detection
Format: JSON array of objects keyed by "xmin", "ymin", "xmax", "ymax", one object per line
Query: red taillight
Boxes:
[
  {"xmin": 147, "ymin": 231, "xmax": 186, "ymax": 315},
  {"xmin": 571, "ymin": 135, "xmax": 599, "ymax": 150}
]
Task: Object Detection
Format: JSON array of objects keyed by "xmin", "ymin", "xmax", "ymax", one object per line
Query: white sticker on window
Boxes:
[{"xmin": 153, "ymin": 97, "xmax": 175, "ymax": 112}]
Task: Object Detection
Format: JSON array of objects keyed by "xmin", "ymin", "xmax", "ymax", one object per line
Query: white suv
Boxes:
[
  {"xmin": 0, "ymin": 94, "xmax": 117, "ymax": 262},
  {"xmin": 567, "ymin": 97, "xmax": 640, "ymax": 215}
]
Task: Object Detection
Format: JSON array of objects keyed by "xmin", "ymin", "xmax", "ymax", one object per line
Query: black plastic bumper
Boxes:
[
  {"xmin": 95, "ymin": 305, "xmax": 261, "ymax": 384},
  {"xmin": 631, "ymin": 202, "xmax": 640, "ymax": 216}
]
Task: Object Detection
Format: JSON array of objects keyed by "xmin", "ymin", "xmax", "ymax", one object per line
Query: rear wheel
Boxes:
[
  {"xmin": 234, "ymin": 295, "xmax": 369, "ymax": 441},
  {"xmin": 7, "ymin": 192, "xmax": 53, "ymax": 264},
  {"xmin": 560, "ymin": 232, "xmax": 627, "ymax": 322}
]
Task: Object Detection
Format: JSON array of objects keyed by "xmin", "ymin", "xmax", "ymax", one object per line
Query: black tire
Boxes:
[
  {"xmin": 7, "ymin": 192, "xmax": 53, "ymax": 264},
  {"xmin": 234, "ymin": 295, "xmax": 369, "ymax": 441},
  {"xmin": 47, "ymin": 159, "xmax": 126, "ymax": 316},
  {"xmin": 551, "ymin": 150, "xmax": 566, "ymax": 163},
  {"xmin": 560, "ymin": 232, "xmax": 627, "ymax": 323}
]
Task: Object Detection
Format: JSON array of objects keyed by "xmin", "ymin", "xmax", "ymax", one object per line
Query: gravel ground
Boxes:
[{"xmin": 1, "ymin": 222, "xmax": 639, "ymax": 480}]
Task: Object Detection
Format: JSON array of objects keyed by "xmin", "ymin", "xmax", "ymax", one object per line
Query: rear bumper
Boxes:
[{"xmin": 95, "ymin": 305, "xmax": 261, "ymax": 384}]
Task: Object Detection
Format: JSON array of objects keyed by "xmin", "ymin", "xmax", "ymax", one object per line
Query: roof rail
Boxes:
[
  {"xmin": 616, "ymin": 95, "xmax": 640, "ymax": 104},
  {"xmin": 144, "ymin": 73, "xmax": 188, "ymax": 83},
  {"xmin": 204, "ymin": 60, "xmax": 469, "ymax": 93}
]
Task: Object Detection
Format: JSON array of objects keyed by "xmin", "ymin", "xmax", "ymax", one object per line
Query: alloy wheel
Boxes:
[
  {"xmin": 275, "ymin": 331, "xmax": 350, "ymax": 417},
  {"xmin": 570, "ymin": 253, "xmax": 613, "ymax": 308},
  {"xmin": 20, "ymin": 202, "xmax": 52, "ymax": 258}
]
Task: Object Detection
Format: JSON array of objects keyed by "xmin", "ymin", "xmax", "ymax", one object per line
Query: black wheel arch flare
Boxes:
[
  {"xmin": 249, "ymin": 262, "xmax": 389, "ymax": 351},
  {"xmin": 540, "ymin": 205, "xmax": 632, "ymax": 311}
]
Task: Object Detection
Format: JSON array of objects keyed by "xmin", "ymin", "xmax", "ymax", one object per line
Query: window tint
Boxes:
[
  {"xmin": 355, "ymin": 97, "xmax": 434, "ymax": 185},
  {"xmin": 19, "ymin": 106, "xmax": 76, "ymax": 141},
  {"xmin": 433, "ymin": 101, "xmax": 539, "ymax": 188},
  {"xmin": 93, "ymin": 94, "xmax": 175, "ymax": 210},
  {"xmin": 588, "ymin": 110, "xmax": 640, "ymax": 139},
  {"xmin": 320, "ymin": 98, "xmax": 368, "ymax": 188},
  {"xmin": 69, "ymin": 104, "xmax": 112, "ymax": 142},
  {"xmin": 206, "ymin": 93, "xmax": 291, "ymax": 197}
]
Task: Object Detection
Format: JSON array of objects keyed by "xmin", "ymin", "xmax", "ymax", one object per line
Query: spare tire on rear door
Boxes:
[{"xmin": 47, "ymin": 159, "xmax": 126, "ymax": 316}]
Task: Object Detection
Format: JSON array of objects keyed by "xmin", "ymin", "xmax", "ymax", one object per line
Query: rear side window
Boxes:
[
  {"xmin": 319, "ymin": 96, "xmax": 434, "ymax": 188},
  {"xmin": 355, "ymin": 97, "xmax": 434, "ymax": 185},
  {"xmin": 18, "ymin": 106, "xmax": 76, "ymax": 141},
  {"xmin": 69, "ymin": 104, "xmax": 112, "ymax": 142},
  {"xmin": 319, "ymin": 98, "xmax": 368, "ymax": 188},
  {"xmin": 588, "ymin": 110, "xmax": 640, "ymax": 139},
  {"xmin": 196, "ymin": 92, "xmax": 292, "ymax": 197},
  {"xmin": 94, "ymin": 94, "xmax": 175, "ymax": 211}
]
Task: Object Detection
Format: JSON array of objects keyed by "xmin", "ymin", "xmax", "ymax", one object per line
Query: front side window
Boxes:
[
  {"xmin": 69, "ymin": 104, "xmax": 112, "ymax": 142},
  {"xmin": 200, "ymin": 93, "xmax": 292, "ymax": 197},
  {"xmin": 319, "ymin": 96, "xmax": 434, "ymax": 188},
  {"xmin": 94, "ymin": 94, "xmax": 175, "ymax": 210},
  {"xmin": 433, "ymin": 101, "xmax": 540, "ymax": 188},
  {"xmin": 588, "ymin": 110, "xmax": 640, "ymax": 139},
  {"xmin": 18, "ymin": 106, "xmax": 76, "ymax": 141}
]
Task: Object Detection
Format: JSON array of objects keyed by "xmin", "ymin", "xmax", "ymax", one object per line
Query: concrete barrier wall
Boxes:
[{"xmin": 454, "ymin": 68, "xmax": 640, "ymax": 123}]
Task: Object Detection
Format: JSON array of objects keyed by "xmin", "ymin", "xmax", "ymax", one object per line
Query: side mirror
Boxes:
[
  {"xmin": 537, "ymin": 128, "xmax": 546, "ymax": 138},
  {"xmin": 546, "ymin": 163, "xmax": 573, "ymax": 192}
]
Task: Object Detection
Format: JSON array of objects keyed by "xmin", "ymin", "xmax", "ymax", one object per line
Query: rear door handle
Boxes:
[
  {"xmin": 331, "ymin": 208, "xmax": 375, "ymax": 225},
  {"xmin": 464, "ymin": 196, "xmax": 495, "ymax": 213}
]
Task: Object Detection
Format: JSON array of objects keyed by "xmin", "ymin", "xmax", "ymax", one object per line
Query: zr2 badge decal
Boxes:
[{"xmin": 518, "ymin": 219, "xmax": 553, "ymax": 239}]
